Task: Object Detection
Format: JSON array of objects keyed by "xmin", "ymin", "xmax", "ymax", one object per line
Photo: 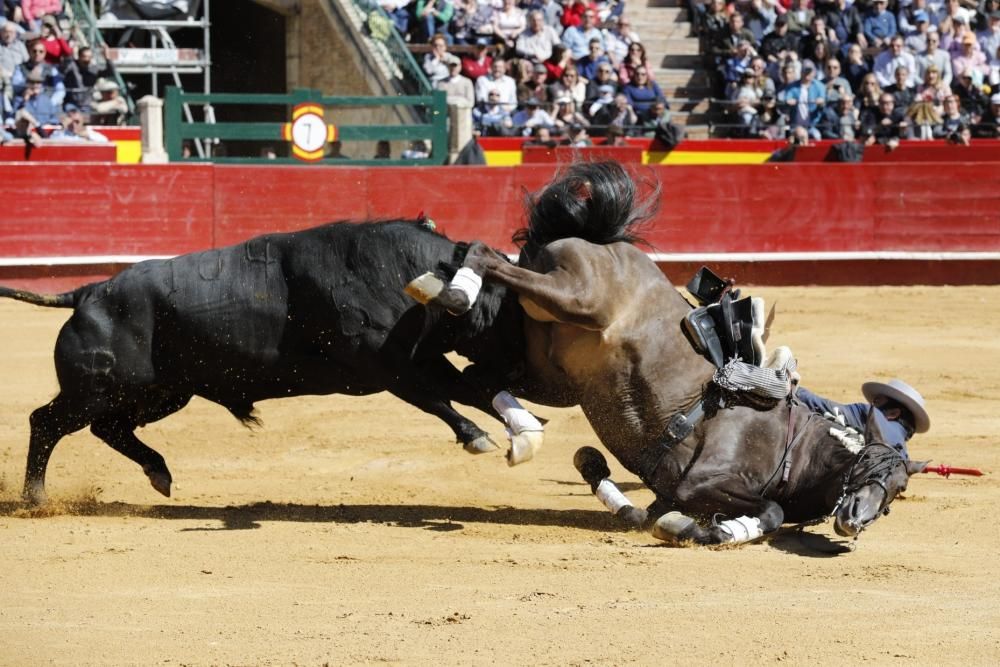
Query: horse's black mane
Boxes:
[{"xmin": 513, "ymin": 161, "xmax": 660, "ymax": 254}]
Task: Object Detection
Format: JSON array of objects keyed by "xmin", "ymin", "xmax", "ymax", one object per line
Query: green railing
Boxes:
[
  {"xmin": 164, "ymin": 87, "xmax": 450, "ymax": 165},
  {"xmin": 340, "ymin": 0, "xmax": 431, "ymax": 95}
]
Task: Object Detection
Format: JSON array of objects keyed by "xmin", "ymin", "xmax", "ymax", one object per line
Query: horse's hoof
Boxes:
[
  {"xmin": 615, "ymin": 505, "xmax": 649, "ymax": 530},
  {"xmin": 463, "ymin": 435, "xmax": 498, "ymax": 454},
  {"xmin": 145, "ymin": 469, "xmax": 173, "ymax": 498},
  {"xmin": 506, "ymin": 431, "xmax": 543, "ymax": 466},
  {"xmin": 652, "ymin": 511, "xmax": 697, "ymax": 544}
]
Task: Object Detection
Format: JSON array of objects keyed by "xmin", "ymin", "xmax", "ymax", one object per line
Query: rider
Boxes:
[{"xmin": 795, "ymin": 378, "xmax": 929, "ymax": 460}]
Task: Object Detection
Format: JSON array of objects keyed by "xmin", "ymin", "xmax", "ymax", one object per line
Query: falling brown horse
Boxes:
[{"xmin": 413, "ymin": 161, "xmax": 924, "ymax": 545}]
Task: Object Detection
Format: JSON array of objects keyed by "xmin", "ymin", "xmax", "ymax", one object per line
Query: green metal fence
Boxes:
[
  {"xmin": 339, "ymin": 0, "xmax": 431, "ymax": 96},
  {"xmin": 164, "ymin": 87, "xmax": 450, "ymax": 165}
]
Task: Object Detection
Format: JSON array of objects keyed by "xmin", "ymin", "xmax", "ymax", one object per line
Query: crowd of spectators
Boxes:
[
  {"xmin": 405, "ymin": 0, "xmax": 679, "ymax": 142},
  {"xmin": 1, "ymin": 2, "xmax": 126, "ymax": 146},
  {"xmin": 698, "ymin": 0, "xmax": 1000, "ymax": 143}
]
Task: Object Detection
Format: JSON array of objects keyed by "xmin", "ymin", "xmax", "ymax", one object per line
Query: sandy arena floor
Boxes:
[{"xmin": 1, "ymin": 285, "xmax": 998, "ymax": 666}]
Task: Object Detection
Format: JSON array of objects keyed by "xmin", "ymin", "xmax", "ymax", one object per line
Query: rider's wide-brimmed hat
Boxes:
[{"xmin": 862, "ymin": 379, "xmax": 930, "ymax": 433}]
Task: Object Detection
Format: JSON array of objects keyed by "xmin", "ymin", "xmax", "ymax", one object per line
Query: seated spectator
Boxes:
[
  {"xmin": 622, "ymin": 66, "xmax": 665, "ymax": 115},
  {"xmin": 493, "ymin": 0, "xmax": 527, "ymax": 52},
  {"xmin": 474, "ymin": 57, "xmax": 517, "ymax": 110},
  {"xmin": 591, "ymin": 92, "xmax": 638, "ymax": 135},
  {"xmin": 819, "ymin": 92, "xmax": 861, "ymax": 139},
  {"xmin": 857, "ymin": 72, "xmax": 883, "ymax": 115},
  {"xmin": 980, "ymin": 11, "xmax": 1000, "ymax": 61},
  {"xmin": 603, "ymin": 16, "xmax": 641, "ymax": 66},
  {"xmin": 798, "ymin": 16, "xmax": 831, "ymax": 62},
  {"xmin": 437, "ymin": 54, "xmax": 475, "ymax": 106},
  {"xmin": 885, "ymin": 65, "xmax": 917, "ymax": 109},
  {"xmin": 374, "ymin": 139, "xmax": 392, "ymax": 159},
  {"xmin": 511, "ymin": 97, "xmax": 556, "ymax": 134},
  {"xmin": 971, "ymin": 92, "xmax": 1000, "ymax": 137},
  {"xmin": 747, "ymin": 56, "xmax": 776, "ymax": 99},
  {"xmin": 560, "ymin": 0, "xmax": 592, "ymax": 30},
  {"xmin": 563, "ymin": 122, "xmax": 593, "ymax": 146},
  {"xmin": 641, "ymin": 99, "xmax": 672, "ymax": 134},
  {"xmin": 586, "ymin": 82, "xmax": 616, "ymax": 120},
  {"xmin": 473, "ymin": 88, "xmax": 515, "ymax": 134},
  {"xmin": 743, "ymin": 0, "xmax": 778, "ymax": 46},
  {"xmin": 543, "ymin": 43, "xmax": 573, "ymax": 82},
  {"xmin": 802, "ymin": 35, "xmax": 833, "ymax": 79},
  {"xmin": 873, "ymin": 35, "xmax": 918, "ymax": 88},
  {"xmin": 905, "ymin": 10, "xmax": 933, "ymax": 53},
  {"xmin": 562, "ymin": 7, "xmax": 604, "ymax": 60},
  {"xmin": 90, "ymin": 78, "xmax": 127, "ymax": 125},
  {"xmin": 843, "ymin": 42, "xmax": 871, "ymax": 94},
  {"xmin": 423, "ymin": 33, "xmax": 453, "ymax": 86},
  {"xmin": 401, "ymin": 139, "xmax": 431, "ymax": 158},
  {"xmin": 945, "ymin": 16, "xmax": 974, "ymax": 57},
  {"xmin": 710, "ymin": 11, "xmax": 758, "ymax": 96},
  {"xmin": 940, "ymin": 0, "xmax": 975, "ymax": 28},
  {"xmin": 515, "ymin": 9, "xmax": 561, "ymax": 62},
  {"xmin": 863, "ymin": 0, "xmax": 898, "ymax": 50},
  {"xmin": 603, "ymin": 122, "xmax": 628, "ymax": 145},
  {"xmin": 37, "ymin": 14, "xmax": 70, "ymax": 65},
  {"xmin": 518, "ymin": 61, "xmax": 552, "ymax": 103},
  {"xmin": 951, "ymin": 69, "xmax": 989, "ymax": 117},
  {"xmin": 778, "ymin": 62, "xmax": 825, "ymax": 140},
  {"xmin": 524, "ymin": 124, "xmax": 558, "ymax": 147},
  {"xmin": 821, "ymin": 0, "xmax": 868, "ymax": 51},
  {"xmin": 461, "ymin": 38, "xmax": 494, "ymax": 81},
  {"xmin": 757, "ymin": 92, "xmax": 788, "ymax": 138},
  {"xmin": 462, "ymin": 0, "xmax": 497, "ymax": 46},
  {"xmin": 20, "ymin": 0, "xmax": 65, "ymax": 32},
  {"xmin": 576, "ymin": 37, "xmax": 611, "ymax": 81},
  {"xmin": 823, "ymin": 57, "xmax": 853, "ymax": 104},
  {"xmin": 12, "ymin": 38, "xmax": 64, "ymax": 106},
  {"xmin": 327, "ymin": 140, "xmax": 350, "ymax": 159},
  {"xmin": 730, "ymin": 93, "xmax": 761, "ymax": 137},
  {"xmin": 918, "ymin": 28, "xmax": 953, "ymax": 87},
  {"xmin": 584, "ymin": 61, "xmax": 618, "ymax": 101},
  {"xmin": 551, "ymin": 94, "xmax": 590, "ymax": 131},
  {"xmin": 701, "ymin": 0, "xmax": 730, "ymax": 51},
  {"xmin": 548, "ymin": 63, "xmax": 587, "ymax": 107},
  {"xmin": 785, "ymin": 0, "xmax": 814, "ymax": 36},
  {"xmin": 906, "ymin": 95, "xmax": 943, "ymax": 139},
  {"xmin": 898, "ymin": 0, "xmax": 936, "ymax": 38},
  {"xmin": 952, "ymin": 30, "xmax": 989, "ymax": 83},
  {"xmin": 10, "ymin": 69, "xmax": 59, "ymax": 144},
  {"xmin": 935, "ymin": 93, "xmax": 970, "ymax": 138},
  {"xmin": 760, "ymin": 15, "xmax": 800, "ymax": 66},
  {"xmin": 379, "ymin": 0, "xmax": 413, "ymax": 36},
  {"xmin": 0, "ymin": 21, "xmax": 27, "ymax": 95},
  {"xmin": 617, "ymin": 41, "xmax": 654, "ymax": 87},
  {"xmin": 449, "ymin": 0, "xmax": 479, "ymax": 46},
  {"xmin": 540, "ymin": 0, "xmax": 563, "ymax": 31},
  {"xmin": 989, "ymin": 43, "xmax": 1000, "ymax": 88},
  {"xmin": 62, "ymin": 45, "xmax": 116, "ymax": 112},
  {"xmin": 416, "ymin": 0, "xmax": 455, "ymax": 44},
  {"xmin": 48, "ymin": 103, "xmax": 108, "ymax": 142},
  {"xmin": 917, "ymin": 63, "xmax": 950, "ymax": 113},
  {"xmin": 861, "ymin": 92, "xmax": 913, "ymax": 147}
]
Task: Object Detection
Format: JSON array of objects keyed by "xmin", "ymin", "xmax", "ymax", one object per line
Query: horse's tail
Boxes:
[
  {"xmin": 513, "ymin": 161, "xmax": 660, "ymax": 255},
  {"xmin": 0, "ymin": 285, "xmax": 76, "ymax": 308}
]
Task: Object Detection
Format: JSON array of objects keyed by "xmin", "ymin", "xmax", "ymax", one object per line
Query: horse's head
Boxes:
[{"xmin": 831, "ymin": 407, "xmax": 927, "ymax": 537}]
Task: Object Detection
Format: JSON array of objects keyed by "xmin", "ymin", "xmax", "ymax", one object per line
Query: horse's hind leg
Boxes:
[{"xmin": 24, "ymin": 393, "xmax": 95, "ymax": 504}]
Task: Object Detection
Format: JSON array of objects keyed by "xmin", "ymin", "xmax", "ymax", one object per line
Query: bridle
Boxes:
[{"xmin": 830, "ymin": 442, "xmax": 907, "ymax": 532}]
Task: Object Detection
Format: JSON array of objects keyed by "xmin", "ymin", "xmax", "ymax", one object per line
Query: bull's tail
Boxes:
[
  {"xmin": 513, "ymin": 161, "xmax": 660, "ymax": 256},
  {"xmin": 0, "ymin": 285, "xmax": 76, "ymax": 308}
]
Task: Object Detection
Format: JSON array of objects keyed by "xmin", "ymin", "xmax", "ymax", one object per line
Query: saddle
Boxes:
[{"xmin": 682, "ymin": 266, "xmax": 765, "ymax": 368}]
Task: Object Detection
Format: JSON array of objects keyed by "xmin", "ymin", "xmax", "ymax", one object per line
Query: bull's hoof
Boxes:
[
  {"xmin": 463, "ymin": 435, "xmax": 498, "ymax": 454},
  {"xmin": 22, "ymin": 481, "xmax": 48, "ymax": 506},
  {"xmin": 145, "ymin": 468, "xmax": 173, "ymax": 498},
  {"xmin": 652, "ymin": 511, "xmax": 698, "ymax": 545},
  {"xmin": 506, "ymin": 430, "xmax": 543, "ymax": 467}
]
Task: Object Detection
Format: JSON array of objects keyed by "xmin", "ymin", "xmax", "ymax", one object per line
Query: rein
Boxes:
[{"xmin": 830, "ymin": 442, "xmax": 906, "ymax": 523}]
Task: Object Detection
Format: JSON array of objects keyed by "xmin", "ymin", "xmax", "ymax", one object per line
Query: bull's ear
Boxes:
[
  {"xmin": 864, "ymin": 403, "xmax": 887, "ymax": 445},
  {"xmin": 906, "ymin": 460, "xmax": 930, "ymax": 476}
]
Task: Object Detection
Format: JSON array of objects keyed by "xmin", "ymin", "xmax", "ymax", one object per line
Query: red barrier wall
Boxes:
[{"xmin": 1, "ymin": 162, "xmax": 998, "ymax": 289}]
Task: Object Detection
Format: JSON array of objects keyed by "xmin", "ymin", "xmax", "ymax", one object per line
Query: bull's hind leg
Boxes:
[
  {"xmin": 387, "ymin": 384, "xmax": 497, "ymax": 454},
  {"xmin": 24, "ymin": 393, "xmax": 95, "ymax": 504}
]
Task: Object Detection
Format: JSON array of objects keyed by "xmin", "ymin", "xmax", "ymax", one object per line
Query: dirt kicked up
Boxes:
[{"xmin": 1, "ymin": 285, "xmax": 998, "ymax": 666}]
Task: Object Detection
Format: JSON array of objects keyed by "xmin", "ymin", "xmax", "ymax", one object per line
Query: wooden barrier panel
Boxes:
[{"xmin": 1, "ymin": 162, "xmax": 998, "ymax": 289}]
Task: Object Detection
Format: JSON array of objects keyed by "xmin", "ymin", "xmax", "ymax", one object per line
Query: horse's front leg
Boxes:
[{"xmin": 652, "ymin": 488, "xmax": 785, "ymax": 546}]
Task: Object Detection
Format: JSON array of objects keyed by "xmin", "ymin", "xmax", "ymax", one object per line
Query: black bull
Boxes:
[{"xmin": 0, "ymin": 220, "xmax": 524, "ymax": 503}]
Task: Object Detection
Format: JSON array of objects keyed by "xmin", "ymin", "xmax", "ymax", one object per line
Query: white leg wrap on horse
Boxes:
[
  {"xmin": 717, "ymin": 516, "xmax": 763, "ymax": 543},
  {"xmin": 449, "ymin": 267, "xmax": 482, "ymax": 307},
  {"xmin": 493, "ymin": 391, "xmax": 544, "ymax": 466},
  {"xmin": 595, "ymin": 478, "xmax": 633, "ymax": 515}
]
